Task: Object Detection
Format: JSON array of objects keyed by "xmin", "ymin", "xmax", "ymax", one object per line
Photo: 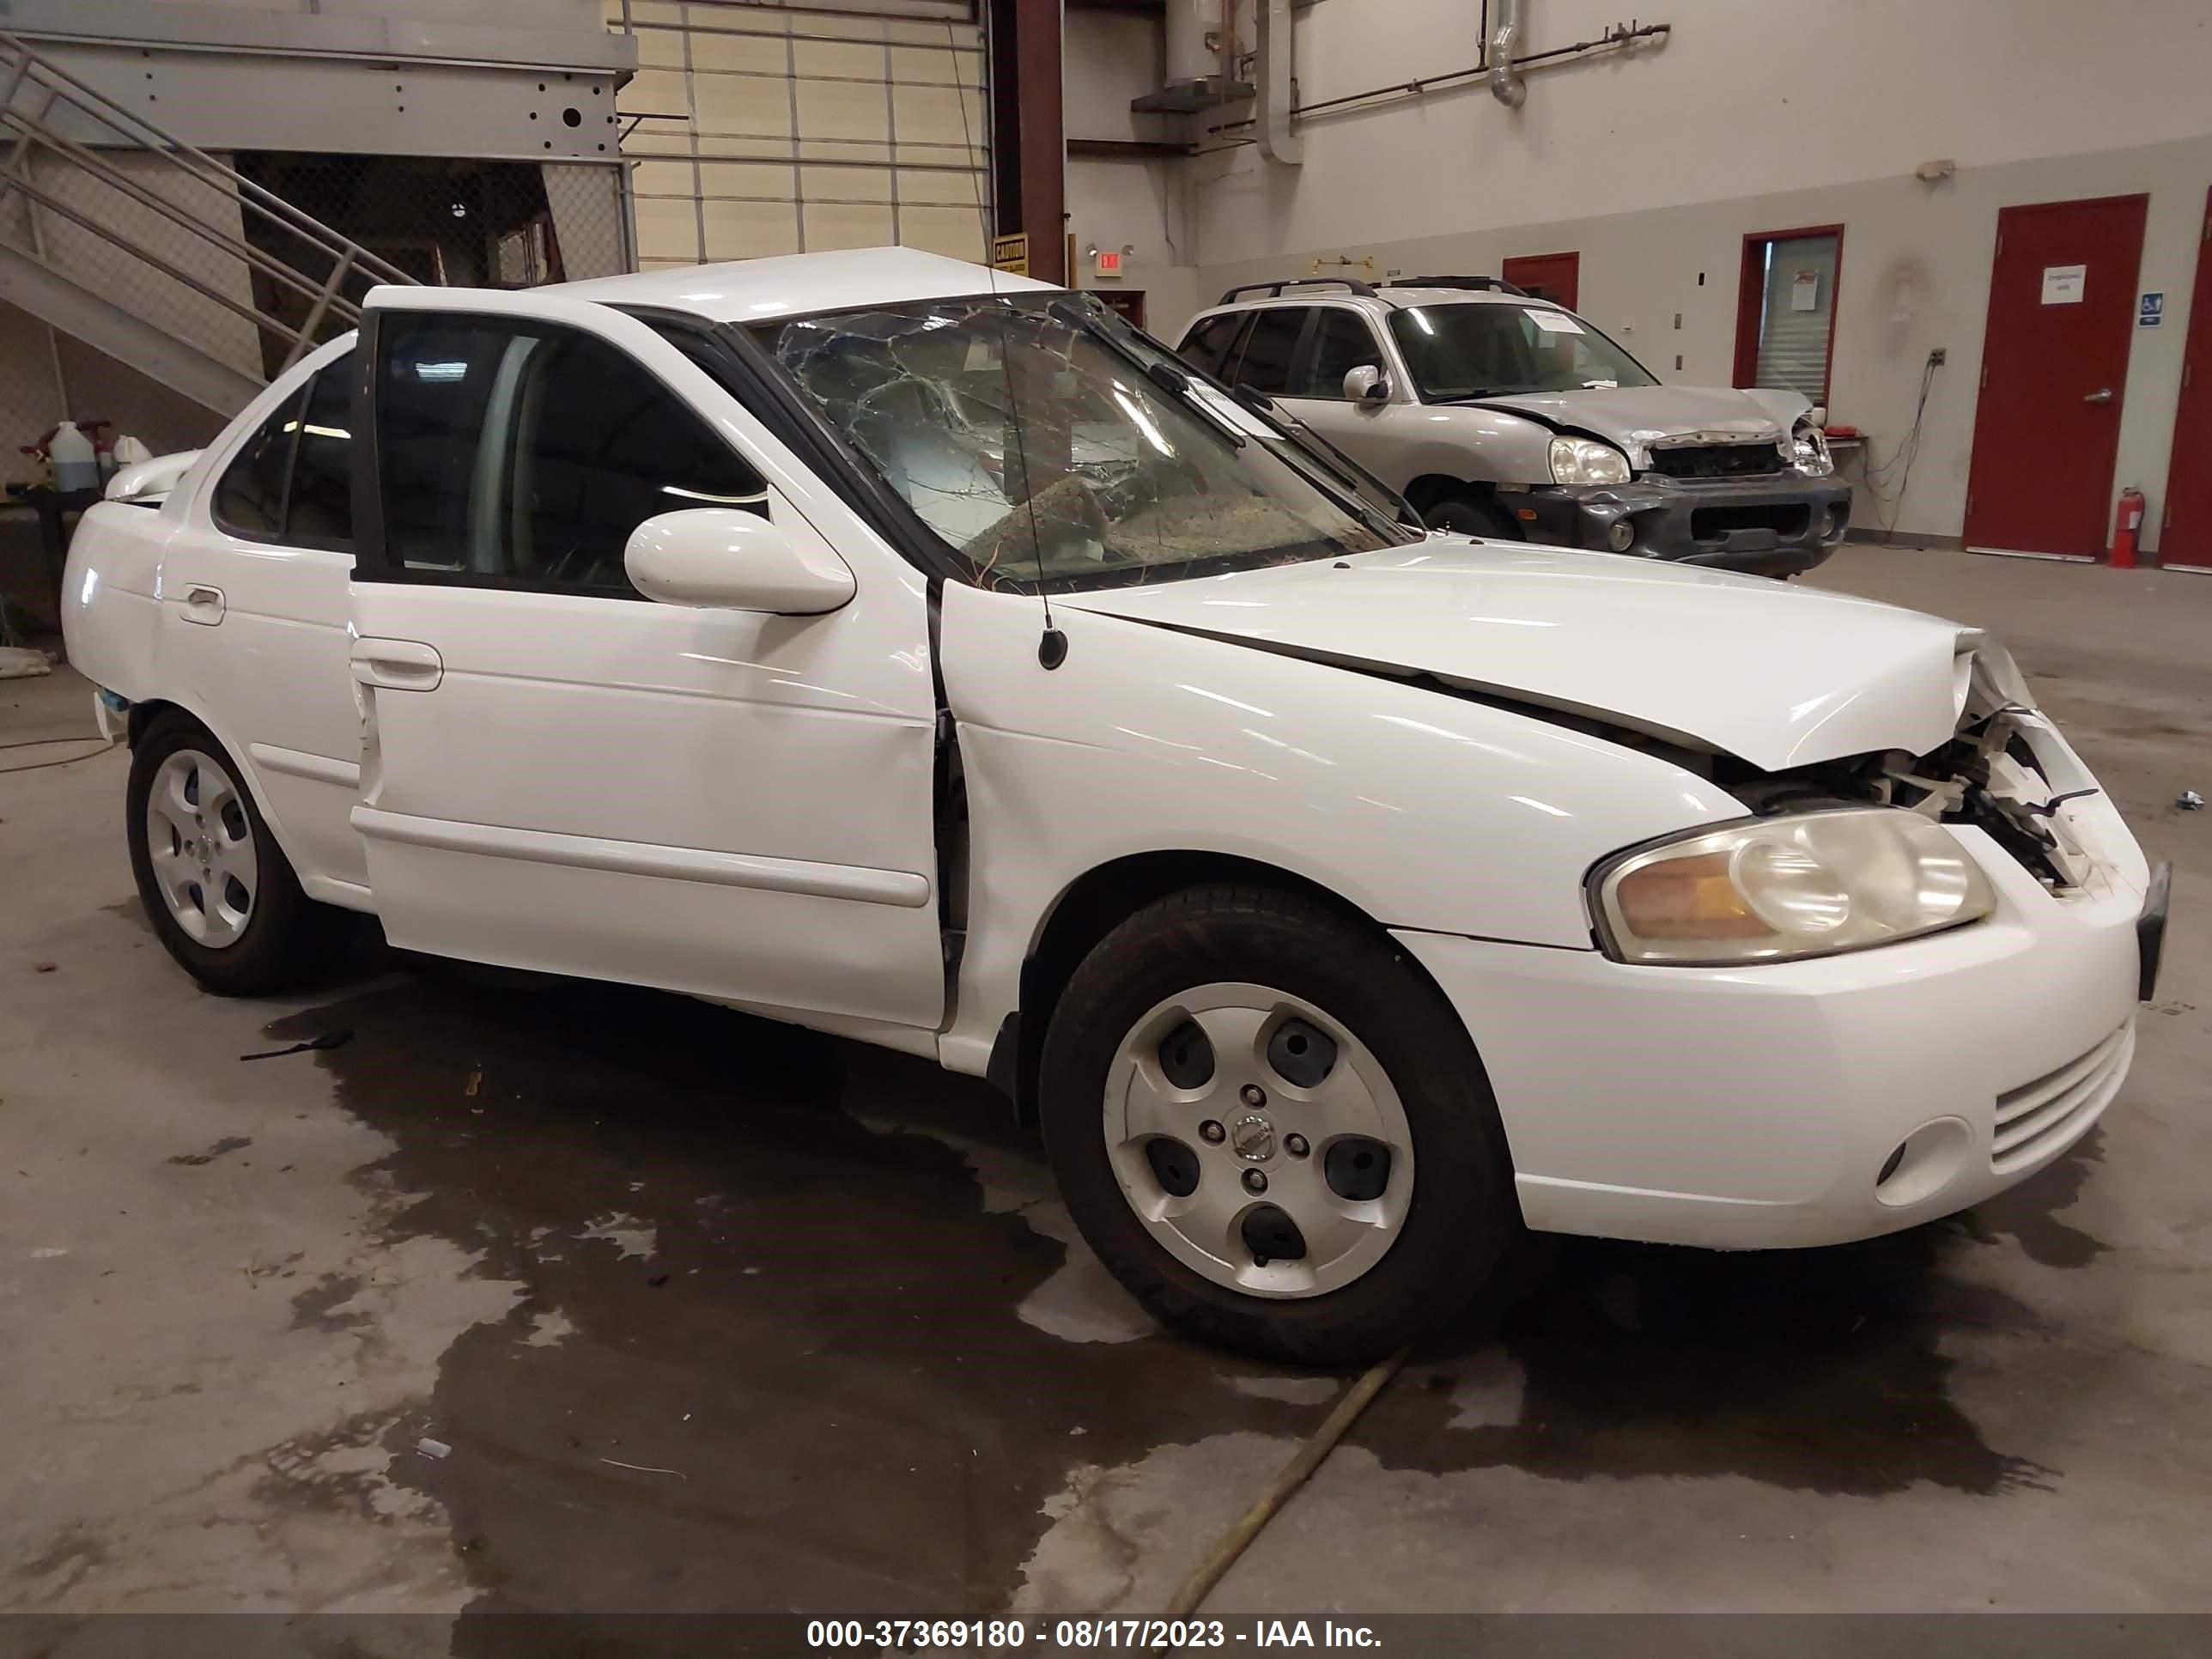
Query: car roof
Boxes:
[
  {"xmin": 1190, "ymin": 286, "xmax": 1550, "ymax": 325},
  {"xmin": 551, "ymin": 246, "xmax": 1060, "ymax": 323}
]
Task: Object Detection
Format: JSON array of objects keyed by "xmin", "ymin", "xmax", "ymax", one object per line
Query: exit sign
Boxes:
[{"xmin": 1093, "ymin": 248, "xmax": 1124, "ymax": 279}]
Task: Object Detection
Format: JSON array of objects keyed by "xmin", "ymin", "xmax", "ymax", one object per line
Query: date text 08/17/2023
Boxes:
[{"xmin": 804, "ymin": 1619, "xmax": 1382, "ymax": 1650}]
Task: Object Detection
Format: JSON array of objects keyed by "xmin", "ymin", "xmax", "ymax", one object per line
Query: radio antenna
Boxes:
[{"xmin": 950, "ymin": 20, "xmax": 1063, "ymax": 667}]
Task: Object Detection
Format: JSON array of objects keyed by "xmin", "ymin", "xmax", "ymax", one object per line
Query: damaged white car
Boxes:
[{"xmin": 63, "ymin": 250, "xmax": 2167, "ymax": 1364}]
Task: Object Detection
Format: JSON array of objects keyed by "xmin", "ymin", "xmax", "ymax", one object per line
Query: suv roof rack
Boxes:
[
  {"xmin": 1217, "ymin": 276, "xmax": 1378, "ymax": 304},
  {"xmin": 1382, "ymin": 275, "xmax": 1529, "ymax": 296}
]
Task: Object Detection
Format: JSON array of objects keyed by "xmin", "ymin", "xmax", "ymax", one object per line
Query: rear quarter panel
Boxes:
[{"xmin": 61, "ymin": 501, "xmax": 176, "ymax": 703}]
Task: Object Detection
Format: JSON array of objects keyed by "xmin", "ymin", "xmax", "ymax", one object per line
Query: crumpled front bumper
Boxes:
[{"xmin": 1518, "ymin": 471, "xmax": 1853, "ymax": 576}]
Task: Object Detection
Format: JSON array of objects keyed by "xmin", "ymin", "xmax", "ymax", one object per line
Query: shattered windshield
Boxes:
[
  {"xmin": 750, "ymin": 293, "xmax": 1413, "ymax": 591},
  {"xmin": 1389, "ymin": 302, "xmax": 1658, "ymax": 401}
]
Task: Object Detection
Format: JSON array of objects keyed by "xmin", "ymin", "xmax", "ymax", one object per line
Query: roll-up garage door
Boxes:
[{"xmin": 608, "ymin": 1, "xmax": 989, "ymax": 269}]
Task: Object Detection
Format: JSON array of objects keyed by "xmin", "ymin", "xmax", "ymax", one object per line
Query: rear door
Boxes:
[
  {"xmin": 1964, "ymin": 194, "xmax": 2148, "ymax": 559},
  {"xmin": 347, "ymin": 288, "xmax": 945, "ymax": 1026},
  {"xmin": 161, "ymin": 338, "xmax": 368, "ymax": 897}
]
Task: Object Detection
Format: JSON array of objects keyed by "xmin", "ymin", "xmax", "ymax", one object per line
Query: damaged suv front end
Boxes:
[{"xmin": 1515, "ymin": 409, "xmax": 1854, "ymax": 577}]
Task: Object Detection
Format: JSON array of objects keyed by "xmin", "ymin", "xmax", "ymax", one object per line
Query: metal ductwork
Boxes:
[
  {"xmin": 1489, "ymin": 0, "xmax": 1527, "ymax": 108},
  {"xmin": 1134, "ymin": 0, "xmax": 1253, "ymax": 115},
  {"xmin": 1255, "ymin": 0, "xmax": 1301, "ymax": 163}
]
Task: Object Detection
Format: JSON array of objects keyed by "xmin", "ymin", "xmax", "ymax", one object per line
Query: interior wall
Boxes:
[
  {"xmin": 1194, "ymin": 0, "xmax": 2212, "ymax": 264},
  {"xmin": 1062, "ymin": 7, "xmax": 1201, "ymax": 337},
  {"xmin": 1180, "ymin": 0, "xmax": 2212, "ymax": 550}
]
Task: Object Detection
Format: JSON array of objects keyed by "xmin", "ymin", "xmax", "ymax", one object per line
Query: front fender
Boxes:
[
  {"xmin": 1384, "ymin": 405, "xmax": 1552, "ymax": 489},
  {"xmin": 936, "ymin": 581, "xmax": 1741, "ymax": 1066}
]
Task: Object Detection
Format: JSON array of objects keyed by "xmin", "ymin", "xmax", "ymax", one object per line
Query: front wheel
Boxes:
[
  {"xmin": 1039, "ymin": 885, "xmax": 1517, "ymax": 1364},
  {"xmin": 1423, "ymin": 494, "xmax": 1517, "ymax": 541}
]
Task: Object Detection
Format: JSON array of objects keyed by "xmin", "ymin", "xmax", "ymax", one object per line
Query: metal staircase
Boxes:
[{"xmin": 0, "ymin": 29, "xmax": 417, "ymax": 417}]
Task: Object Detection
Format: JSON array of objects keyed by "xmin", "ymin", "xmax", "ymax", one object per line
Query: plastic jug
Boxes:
[{"xmin": 51, "ymin": 421, "xmax": 98, "ymax": 493}]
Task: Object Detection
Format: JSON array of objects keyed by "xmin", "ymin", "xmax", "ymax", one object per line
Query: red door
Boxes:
[
  {"xmin": 1964, "ymin": 194, "xmax": 2148, "ymax": 559},
  {"xmin": 1503, "ymin": 252, "xmax": 1579, "ymax": 311},
  {"xmin": 2159, "ymin": 188, "xmax": 2212, "ymax": 568}
]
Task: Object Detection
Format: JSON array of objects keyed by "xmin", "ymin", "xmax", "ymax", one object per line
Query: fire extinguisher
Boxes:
[{"xmin": 2110, "ymin": 486, "xmax": 2146, "ymax": 568}]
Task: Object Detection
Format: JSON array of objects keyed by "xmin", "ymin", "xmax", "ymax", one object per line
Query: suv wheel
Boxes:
[
  {"xmin": 1039, "ymin": 884, "xmax": 1517, "ymax": 1364},
  {"xmin": 1425, "ymin": 494, "xmax": 1517, "ymax": 540},
  {"xmin": 127, "ymin": 711, "xmax": 355, "ymax": 994}
]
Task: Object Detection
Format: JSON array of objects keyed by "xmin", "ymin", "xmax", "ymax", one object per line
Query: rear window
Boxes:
[
  {"xmin": 1229, "ymin": 309, "xmax": 1304, "ymax": 396},
  {"xmin": 1180, "ymin": 312, "xmax": 1247, "ymax": 375}
]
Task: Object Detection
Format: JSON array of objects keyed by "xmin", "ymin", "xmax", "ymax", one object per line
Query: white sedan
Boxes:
[{"xmin": 63, "ymin": 248, "xmax": 2166, "ymax": 1364}]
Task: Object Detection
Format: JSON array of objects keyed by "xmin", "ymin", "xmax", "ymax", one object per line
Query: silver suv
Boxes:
[{"xmin": 1177, "ymin": 276, "xmax": 1851, "ymax": 577}]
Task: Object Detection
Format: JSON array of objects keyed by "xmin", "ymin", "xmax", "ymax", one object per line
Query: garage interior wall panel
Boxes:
[{"xmin": 611, "ymin": 2, "xmax": 988, "ymax": 269}]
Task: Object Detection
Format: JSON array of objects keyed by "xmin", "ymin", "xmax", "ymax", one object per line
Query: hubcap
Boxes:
[
  {"xmin": 144, "ymin": 749, "xmax": 258, "ymax": 949},
  {"xmin": 1103, "ymin": 983, "xmax": 1414, "ymax": 1299}
]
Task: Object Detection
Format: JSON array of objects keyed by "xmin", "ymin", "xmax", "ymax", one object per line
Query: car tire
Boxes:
[
  {"xmin": 1038, "ymin": 884, "xmax": 1518, "ymax": 1366},
  {"xmin": 1424, "ymin": 494, "xmax": 1517, "ymax": 541},
  {"xmin": 126, "ymin": 710, "xmax": 355, "ymax": 996}
]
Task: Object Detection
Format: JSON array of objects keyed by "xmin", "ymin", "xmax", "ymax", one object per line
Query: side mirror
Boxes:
[
  {"xmin": 1807, "ymin": 405, "xmax": 1829, "ymax": 429},
  {"xmin": 623, "ymin": 508, "xmax": 855, "ymax": 614},
  {"xmin": 1343, "ymin": 365, "xmax": 1389, "ymax": 405}
]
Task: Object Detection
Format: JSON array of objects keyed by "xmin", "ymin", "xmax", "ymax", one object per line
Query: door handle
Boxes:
[
  {"xmin": 349, "ymin": 636, "xmax": 443, "ymax": 691},
  {"xmin": 179, "ymin": 583, "xmax": 224, "ymax": 624},
  {"xmin": 2083, "ymin": 387, "xmax": 2114, "ymax": 404}
]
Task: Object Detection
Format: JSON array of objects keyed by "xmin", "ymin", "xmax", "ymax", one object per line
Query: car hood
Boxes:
[
  {"xmin": 1055, "ymin": 541, "xmax": 1986, "ymax": 772},
  {"xmin": 1464, "ymin": 384, "xmax": 1807, "ymax": 462}
]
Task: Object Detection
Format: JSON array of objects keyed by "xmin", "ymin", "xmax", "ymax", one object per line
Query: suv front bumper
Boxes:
[{"xmin": 1519, "ymin": 472, "xmax": 1853, "ymax": 576}]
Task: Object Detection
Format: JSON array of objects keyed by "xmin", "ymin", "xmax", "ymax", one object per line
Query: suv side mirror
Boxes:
[
  {"xmin": 1343, "ymin": 365, "xmax": 1389, "ymax": 405},
  {"xmin": 624, "ymin": 508, "xmax": 854, "ymax": 614}
]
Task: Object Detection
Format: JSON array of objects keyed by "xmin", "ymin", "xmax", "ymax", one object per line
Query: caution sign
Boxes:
[{"xmin": 990, "ymin": 232, "xmax": 1029, "ymax": 276}]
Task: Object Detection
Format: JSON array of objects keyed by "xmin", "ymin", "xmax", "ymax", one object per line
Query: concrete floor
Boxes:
[{"xmin": 3, "ymin": 546, "xmax": 2209, "ymax": 1622}]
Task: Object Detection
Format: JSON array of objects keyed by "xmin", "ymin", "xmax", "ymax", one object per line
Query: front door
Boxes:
[
  {"xmin": 347, "ymin": 289, "xmax": 945, "ymax": 1028},
  {"xmin": 1502, "ymin": 251, "xmax": 1579, "ymax": 311},
  {"xmin": 1270, "ymin": 305, "xmax": 1398, "ymax": 477},
  {"xmin": 1964, "ymin": 194, "xmax": 2148, "ymax": 560},
  {"xmin": 2159, "ymin": 187, "xmax": 2212, "ymax": 568}
]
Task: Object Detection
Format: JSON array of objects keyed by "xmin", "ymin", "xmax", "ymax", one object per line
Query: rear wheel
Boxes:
[
  {"xmin": 126, "ymin": 711, "xmax": 354, "ymax": 994},
  {"xmin": 1424, "ymin": 493, "xmax": 1517, "ymax": 541},
  {"xmin": 1040, "ymin": 885, "xmax": 1516, "ymax": 1364}
]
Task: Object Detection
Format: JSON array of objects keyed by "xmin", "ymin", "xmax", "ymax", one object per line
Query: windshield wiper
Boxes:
[
  {"xmin": 1140, "ymin": 359, "xmax": 1245, "ymax": 448},
  {"xmin": 1231, "ymin": 388, "xmax": 1422, "ymax": 529}
]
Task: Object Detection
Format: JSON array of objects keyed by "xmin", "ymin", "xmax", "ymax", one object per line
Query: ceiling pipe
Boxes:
[
  {"xmin": 1255, "ymin": 0, "xmax": 1301, "ymax": 163},
  {"xmin": 1489, "ymin": 0, "xmax": 1526, "ymax": 108}
]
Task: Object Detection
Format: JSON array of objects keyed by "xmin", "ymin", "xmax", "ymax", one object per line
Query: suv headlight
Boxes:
[
  {"xmin": 1548, "ymin": 435, "xmax": 1632, "ymax": 486},
  {"xmin": 1791, "ymin": 425, "xmax": 1834, "ymax": 477},
  {"xmin": 1590, "ymin": 808, "xmax": 1995, "ymax": 965}
]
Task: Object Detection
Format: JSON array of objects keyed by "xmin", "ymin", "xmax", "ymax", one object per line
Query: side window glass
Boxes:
[
  {"xmin": 1230, "ymin": 309, "xmax": 1304, "ymax": 395},
  {"xmin": 285, "ymin": 353, "xmax": 356, "ymax": 546},
  {"xmin": 210, "ymin": 388, "xmax": 302, "ymax": 538},
  {"xmin": 1292, "ymin": 312, "xmax": 1384, "ymax": 398},
  {"xmin": 1180, "ymin": 313, "xmax": 1246, "ymax": 375},
  {"xmin": 375, "ymin": 317, "xmax": 768, "ymax": 592}
]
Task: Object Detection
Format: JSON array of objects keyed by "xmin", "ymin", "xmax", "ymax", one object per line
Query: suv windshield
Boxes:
[
  {"xmin": 750, "ymin": 293, "xmax": 1414, "ymax": 592},
  {"xmin": 1388, "ymin": 301, "xmax": 1657, "ymax": 402}
]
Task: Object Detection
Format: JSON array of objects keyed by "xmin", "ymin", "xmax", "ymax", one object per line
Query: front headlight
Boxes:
[
  {"xmin": 1548, "ymin": 435, "xmax": 1632, "ymax": 486},
  {"xmin": 1791, "ymin": 425, "xmax": 1834, "ymax": 477},
  {"xmin": 1590, "ymin": 807, "xmax": 1995, "ymax": 965}
]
